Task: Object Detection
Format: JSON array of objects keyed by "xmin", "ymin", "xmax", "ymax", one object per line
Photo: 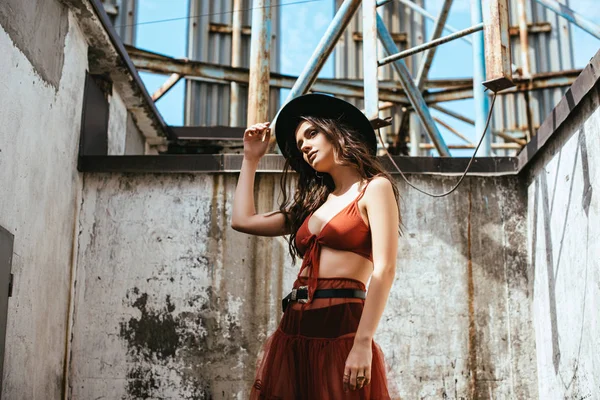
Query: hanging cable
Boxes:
[
  {"xmin": 115, "ymin": 0, "xmax": 326, "ymax": 28},
  {"xmin": 376, "ymin": 92, "xmax": 498, "ymax": 197}
]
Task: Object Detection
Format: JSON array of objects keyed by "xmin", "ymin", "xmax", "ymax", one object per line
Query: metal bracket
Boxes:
[{"xmin": 370, "ymin": 116, "xmax": 393, "ymax": 130}]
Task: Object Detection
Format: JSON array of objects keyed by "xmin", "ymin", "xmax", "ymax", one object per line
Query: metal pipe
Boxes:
[
  {"xmin": 363, "ymin": 0, "xmax": 379, "ymax": 120},
  {"xmin": 415, "ymin": 0, "xmax": 454, "ymax": 89},
  {"xmin": 247, "ymin": 0, "xmax": 271, "ymax": 125},
  {"xmin": 470, "ymin": 0, "xmax": 491, "ymax": 156},
  {"xmin": 533, "ymin": 0, "xmax": 600, "ymax": 39},
  {"xmin": 378, "ymin": 0, "xmax": 472, "ymax": 44},
  {"xmin": 152, "ymin": 73, "xmax": 182, "ymax": 101},
  {"xmin": 230, "ymin": 0, "xmax": 243, "ymax": 126},
  {"xmin": 377, "ymin": 14, "xmax": 450, "ymax": 156},
  {"xmin": 431, "ymin": 104, "xmax": 475, "ymax": 125},
  {"xmin": 285, "ymin": 0, "xmax": 362, "ymax": 103},
  {"xmin": 433, "ymin": 117, "xmax": 474, "ymax": 144},
  {"xmin": 378, "ymin": 23, "xmax": 483, "ymax": 66},
  {"xmin": 406, "ymin": 0, "xmax": 453, "ymax": 156}
]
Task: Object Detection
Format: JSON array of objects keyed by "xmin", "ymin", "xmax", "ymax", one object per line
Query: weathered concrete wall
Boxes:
[
  {"xmin": 71, "ymin": 172, "xmax": 537, "ymax": 399},
  {"xmin": 0, "ymin": 10, "xmax": 87, "ymax": 400},
  {"xmin": 108, "ymin": 91, "xmax": 128, "ymax": 155},
  {"xmin": 0, "ymin": 0, "xmax": 68, "ymax": 88},
  {"xmin": 125, "ymin": 113, "xmax": 146, "ymax": 155},
  {"xmin": 525, "ymin": 79, "xmax": 600, "ymax": 398}
]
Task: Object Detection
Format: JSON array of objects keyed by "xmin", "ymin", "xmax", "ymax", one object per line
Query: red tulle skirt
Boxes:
[{"xmin": 251, "ymin": 277, "xmax": 392, "ymax": 399}]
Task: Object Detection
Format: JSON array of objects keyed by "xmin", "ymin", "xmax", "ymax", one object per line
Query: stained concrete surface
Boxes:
[
  {"xmin": 70, "ymin": 171, "xmax": 537, "ymax": 399},
  {"xmin": 0, "ymin": 0, "xmax": 68, "ymax": 89},
  {"xmin": 525, "ymin": 76, "xmax": 600, "ymax": 399},
  {"xmin": 0, "ymin": 12, "xmax": 86, "ymax": 400},
  {"xmin": 108, "ymin": 91, "xmax": 128, "ymax": 155}
]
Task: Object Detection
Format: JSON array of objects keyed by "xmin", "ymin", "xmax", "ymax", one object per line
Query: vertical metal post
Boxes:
[
  {"xmin": 481, "ymin": 0, "xmax": 513, "ymax": 91},
  {"xmin": 285, "ymin": 0, "xmax": 362, "ymax": 102},
  {"xmin": 470, "ymin": 0, "xmax": 490, "ymax": 156},
  {"xmin": 377, "ymin": 14, "xmax": 450, "ymax": 156},
  {"xmin": 247, "ymin": 0, "xmax": 272, "ymax": 125},
  {"xmin": 363, "ymin": 0, "xmax": 379, "ymax": 120},
  {"xmin": 230, "ymin": 0, "xmax": 243, "ymax": 126},
  {"xmin": 517, "ymin": 0, "xmax": 533, "ymax": 140},
  {"xmin": 516, "ymin": 0, "xmax": 531, "ymax": 77}
]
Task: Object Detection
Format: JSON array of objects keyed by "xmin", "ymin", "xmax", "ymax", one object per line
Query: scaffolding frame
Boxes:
[{"xmin": 106, "ymin": 0, "xmax": 600, "ymax": 158}]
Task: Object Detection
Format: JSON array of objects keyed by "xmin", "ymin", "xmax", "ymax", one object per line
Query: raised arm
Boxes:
[{"xmin": 230, "ymin": 122, "xmax": 290, "ymax": 237}]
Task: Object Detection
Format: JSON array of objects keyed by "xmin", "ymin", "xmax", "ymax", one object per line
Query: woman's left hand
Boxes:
[{"xmin": 343, "ymin": 339, "xmax": 373, "ymax": 392}]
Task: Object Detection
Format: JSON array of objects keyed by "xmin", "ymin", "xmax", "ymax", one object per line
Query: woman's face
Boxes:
[{"xmin": 294, "ymin": 121, "xmax": 336, "ymax": 171}]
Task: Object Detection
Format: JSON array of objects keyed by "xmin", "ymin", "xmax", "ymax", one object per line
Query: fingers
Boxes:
[
  {"xmin": 343, "ymin": 366, "xmax": 371, "ymax": 392},
  {"xmin": 356, "ymin": 369, "xmax": 369, "ymax": 390},
  {"xmin": 364, "ymin": 368, "xmax": 372, "ymax": 388},
  {"xmin": 342, "ymin": 367, "xmax": 350, "ymax": 393},
  {"xmin": 244, "ymin": 122, "xmax": 271, "ymax": 141}
]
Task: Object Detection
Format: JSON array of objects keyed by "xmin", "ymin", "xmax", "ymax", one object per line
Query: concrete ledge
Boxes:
[{"xmin": 78, "ymin": 154, "xmax": 520, "ymax": 175}]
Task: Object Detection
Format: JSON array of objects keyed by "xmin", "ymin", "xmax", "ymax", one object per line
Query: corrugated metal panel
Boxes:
[
  {"xmin": 186, "ymin": 0, "xmax": 280, "ymax": 127},
  {"xmin": 492, "ymin": 0, "xmax": 574, "ymax": 155},
  {"xmin": 102, "ymin": 0, "xmax": 137, "ymax": 45}
]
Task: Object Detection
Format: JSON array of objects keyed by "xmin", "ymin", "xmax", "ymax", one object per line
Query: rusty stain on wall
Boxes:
[{"xmin": 467, "ymin": 184, "xmax": 477, "ymax": 398}]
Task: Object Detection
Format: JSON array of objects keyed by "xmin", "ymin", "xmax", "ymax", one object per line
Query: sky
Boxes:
[{"xmin": 132, "ymin": 0, "xmax": 600, "ymax": 156}]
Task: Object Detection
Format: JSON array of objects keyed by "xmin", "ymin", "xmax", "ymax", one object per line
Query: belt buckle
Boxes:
[{"xmin": 297, "ymin": 285, "xmax": 309, "ymax": 303}]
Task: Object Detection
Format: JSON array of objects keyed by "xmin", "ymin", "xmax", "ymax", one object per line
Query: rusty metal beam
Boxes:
[
  {"xmin": 433, "ymin": 117, "xmax": 474, "ymax": 144},
  {"xmin": 208, "ymin": 22, "xmax": 276, "ymax": 38},
  {"xmin": 494, "ymin": 130, "xmax": 527, "ymax": 145},
  {"xmin": 508, "ymin": 22, "xmax": 551, "ymax": 36},
  {"xmin": 481, "ymin": 0, "xmax": 514, "ymax": 92},
  {"xmin": 431, "ymin": 104, "xmax": 475, "ymax": 125},
  {"xmin": 126, "ymin": 46, "xmax": 412, "ymax": 104},
  {"xmin": 151, "ymin": 73, "xmax": 182, "ymax": 101},
  {"xmin": 127, "ymin": 45, "xmax": 580, "ymax": 105},
  {"xmin": 353, "ymin": 31, "xmax": 407, "ymax": 42}
]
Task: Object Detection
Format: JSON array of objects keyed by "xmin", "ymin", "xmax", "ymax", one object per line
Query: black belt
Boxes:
[{"xmin": 281, "ymin": 285, "xmax": 366, "ymax": 312}]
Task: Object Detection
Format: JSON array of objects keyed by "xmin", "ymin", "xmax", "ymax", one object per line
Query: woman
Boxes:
[{"xmin": 231, "ymin": 94, "xmax": 401, "ymax": 399}]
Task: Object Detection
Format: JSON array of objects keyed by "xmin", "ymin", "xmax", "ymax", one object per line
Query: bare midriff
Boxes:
[
  {"xmin": 298, "ymin": 248, "xmax": 373, "ymax": 285},
  {"xmin": 298, "ymin": 200, "xmax": 372, "ymax": 285}
]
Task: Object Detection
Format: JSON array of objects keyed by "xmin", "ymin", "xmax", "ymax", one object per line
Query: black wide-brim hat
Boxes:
[{"xmin": 273, "ymin": 93, "xmax": 377, "ymax": 172}]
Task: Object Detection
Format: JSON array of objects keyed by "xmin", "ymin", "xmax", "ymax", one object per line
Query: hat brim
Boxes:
[{"xmin": 273, "ymin": 94, "xmax": 377, "ymax": 172}]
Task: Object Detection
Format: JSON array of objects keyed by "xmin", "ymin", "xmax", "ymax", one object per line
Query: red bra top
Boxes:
[{"xmin": 294, "ymin": 180, "xmax": 373, "ymax": 302}]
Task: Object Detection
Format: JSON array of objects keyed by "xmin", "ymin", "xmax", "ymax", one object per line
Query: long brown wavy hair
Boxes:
[{"xmin": 277, "ymin": 115, "xmax": 402, "ymax": 264}]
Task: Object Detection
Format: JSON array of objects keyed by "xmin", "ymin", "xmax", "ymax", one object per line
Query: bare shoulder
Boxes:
[{"xmin": 366, "ymin": 176, "xmax": 395, "ymax": 196}]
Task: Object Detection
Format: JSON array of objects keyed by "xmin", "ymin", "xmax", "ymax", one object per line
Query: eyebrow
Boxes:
[{"xmin": 296, "ymin": 126, "xmax": 312, "ymax": 149}]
